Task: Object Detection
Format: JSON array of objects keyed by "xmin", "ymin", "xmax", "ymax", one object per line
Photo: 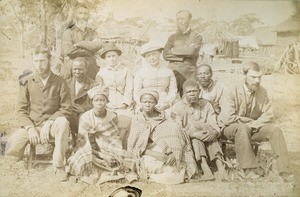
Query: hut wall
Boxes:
[{"xmin": 223, "ymin": 41, "xmax": 239, "ymax": 58}]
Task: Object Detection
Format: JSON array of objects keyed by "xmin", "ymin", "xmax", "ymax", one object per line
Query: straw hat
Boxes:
[{"xmin": 140, "ymin": 41, "xmax": 164, "ymax": 57}]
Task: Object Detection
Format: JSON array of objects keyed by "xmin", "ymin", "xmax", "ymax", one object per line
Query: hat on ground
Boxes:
[
  {"xmin": 140, "ymin": 41, "xmax": 164, "ymax": 57},
  {"xmin": 88, "ymin": 86, "xmax": 109, "ymax": 100},
  {"xmin": 139, "ymin": 89, "xmax": 159, "ymax": 103},
  {"xmin": 99, "ymin": 42, "xmax": 122, "ymax": 59}
]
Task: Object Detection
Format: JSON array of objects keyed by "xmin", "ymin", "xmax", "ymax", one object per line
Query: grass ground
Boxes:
[{"xmin": 0, "ymin": 53, "xmax": 299, "ymax": 196}]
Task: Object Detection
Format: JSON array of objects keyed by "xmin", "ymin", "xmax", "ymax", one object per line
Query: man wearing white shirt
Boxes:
[
  {"xmin": 66, "ymin": 57, "xmax": 97, "ymax": 132},
  {"xmin": 196, "ymin": 64, "xmax": 224, "ymax": 115},
  {"xmin": 6, "ymin": 46, "xmax": 72, "ymax": 181}
]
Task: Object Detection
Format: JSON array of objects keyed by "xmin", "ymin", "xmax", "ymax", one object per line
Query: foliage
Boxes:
[{"xmin": 229, "ymin": 13, "xmax": 263, "ymax": 36}]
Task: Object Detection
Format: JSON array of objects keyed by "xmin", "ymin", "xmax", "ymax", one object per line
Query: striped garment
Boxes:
[
  {"xmin": 66, "ymin": 109, "xmax": 122, "ymax": 175},
  {"xmin": 127, "ymin": 111, "xmax": 197, "ymax": 179}
]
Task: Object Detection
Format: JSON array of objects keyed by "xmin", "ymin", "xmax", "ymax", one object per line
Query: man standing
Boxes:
[
  {"xmin": 196, "ymin": 64, "xmax": 224, "ymax": 115},
  {"xmin": 6, "ymin": 46, "xmax": 72, "ymax": 181},
  {"xmin": 219, "ymin": 62, "xmax": 291, "ymax": 178},
  {"xmin": 171, "ymin": 79, "xmax": 226, "ymax": 180},
  {"xmin": 163, "ymin": 10, "xmax": 202, "ymax": 95},
  {"xmin": 62, "ymin": 4, "xmax": 103, "ymax": 80},
  {"xmin": 67, "ymin": 57, "xmax": 97, "ymax": 132}
]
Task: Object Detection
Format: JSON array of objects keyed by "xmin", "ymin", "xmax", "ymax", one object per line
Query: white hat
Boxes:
[{"xmin": 140, "ymin": 41, "xmax": 164, "ymax": 57}]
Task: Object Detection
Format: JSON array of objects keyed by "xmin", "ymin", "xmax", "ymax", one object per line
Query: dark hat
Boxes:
[{"xmin": 99, "ymin": 43, "xmax": 122, "ymax": 59}]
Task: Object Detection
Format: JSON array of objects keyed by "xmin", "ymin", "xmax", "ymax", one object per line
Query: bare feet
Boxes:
[
  {"xmin": 200, "ymin": 157, "xmax": 215, "ymax": 181},
  {"xmin": 215, "ymin": 155, "xmax": 229, "ymax": 181}
]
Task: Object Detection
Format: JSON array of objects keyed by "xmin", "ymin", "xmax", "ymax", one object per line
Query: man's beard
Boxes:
[{"xmin": 76, "ymin": 20, "xmax": 87, "ymax": 31}]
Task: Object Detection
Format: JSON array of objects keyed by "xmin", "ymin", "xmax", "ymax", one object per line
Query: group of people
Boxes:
[{"xmin": 6, "ymin": 5, "xmax": 291, "ymax": 185}]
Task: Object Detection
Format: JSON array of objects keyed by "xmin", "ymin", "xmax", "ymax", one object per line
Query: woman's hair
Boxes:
[{"xmin": 109, "ymin": 186, "xmax": 142, "ymax": 197}]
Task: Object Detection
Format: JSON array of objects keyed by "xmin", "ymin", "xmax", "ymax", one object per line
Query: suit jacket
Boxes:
[
  {"xmin": 18, "ymin": 72, "xmax": 72, "ymax": 127},
  {"xmin": 219, "ymin": 82, "xmax": 274, "ymax": 129},
  {"xmin": 67, "ymin": 77, "xmax": 97, "ymax": 111}
]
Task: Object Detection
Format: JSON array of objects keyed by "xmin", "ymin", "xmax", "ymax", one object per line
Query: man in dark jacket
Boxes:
[{"xmin": 6, "ymin": 46, "xmax": 72, "ymax": 181}]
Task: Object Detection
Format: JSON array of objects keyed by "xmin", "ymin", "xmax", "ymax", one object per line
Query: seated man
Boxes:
[
  {"xmin": 219, "ymin": 62, "xmax": 291, "ymax": 178},
  {"xmin": 196, "ymin": 64, "xmax": 224, "ymax": 115},
  {"xmin": 171, "ymin": 79, "xmax": 226, "ymax": 180},
  {"xmin": 6, "ymin": 46, "xmax": 72, "ymax": 181},
  {"xmin": 67, "ymin": 57, "xmax": 97, "ymax": 133}
]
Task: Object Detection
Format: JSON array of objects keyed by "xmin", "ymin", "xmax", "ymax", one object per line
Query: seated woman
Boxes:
[
  {"xmin": 96, "ymin": 43, "xmax": 134, "ymax": 148},
  {"xmin": 134, "ymin": 41, "xmax": 177, "ymax": 112},
  {"xmin": 66, "ymin": 86, "xmax": 125, "ymax": 180},
  {"xmin": 127, "ymin": 90, "xmax": 197, "ymax": 184}
]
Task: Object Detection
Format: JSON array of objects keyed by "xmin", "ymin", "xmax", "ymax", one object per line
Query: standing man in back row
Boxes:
[
  {"xmin": 62, "ymin": 4, "xmax": 103, "ymax": 80},
  {"xmin": 163, "ymin": 10, "xmax": 202, "ymax": 96}
]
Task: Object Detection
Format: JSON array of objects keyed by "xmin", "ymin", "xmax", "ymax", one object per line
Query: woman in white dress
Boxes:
[{"xmin": 134, "ymin": 41, "xmax": 177, "ymax": 112}]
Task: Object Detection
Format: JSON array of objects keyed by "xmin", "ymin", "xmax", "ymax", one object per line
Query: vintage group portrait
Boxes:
[{"xmin": 0, "ymin": 0, "xmax": 299, "ymax": 196}]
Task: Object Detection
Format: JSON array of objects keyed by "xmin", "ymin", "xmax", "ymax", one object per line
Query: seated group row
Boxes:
[{"xmin": 6, "ymin": 42, "xmax": 291, "ymax": 183}]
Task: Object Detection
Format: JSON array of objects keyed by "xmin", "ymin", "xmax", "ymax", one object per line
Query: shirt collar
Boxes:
[
  {"xmin": 180, "ymin": 26, "xmax": 191, "ymax": 35},
  {"xmin": 200, "ymin": 79, "xmax": 214, "ymax": 90},
  {"xmin": 244, "ymin": 83, "xmax": 254, "ymax": 94},
  {"xmin": 39, "ymin": 73, "xmax": 51, "ymax": 86}
]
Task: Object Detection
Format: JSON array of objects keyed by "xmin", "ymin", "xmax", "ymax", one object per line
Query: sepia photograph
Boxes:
[{"xmin": 0, "ymin": 0, "xmax": 299, "ymax": 196}]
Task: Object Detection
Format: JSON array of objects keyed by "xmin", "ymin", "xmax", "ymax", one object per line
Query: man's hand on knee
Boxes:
[
  {"xmin": 28, "ymin": 127, "xmax": 40, "ymax": 145},
  {"xmin": 201, "ymin": 129, "xmax": 220, "ymax": 142},
  {"xmin": 40, "ymin": 123, "xmax": 51, "ymax": 144}
]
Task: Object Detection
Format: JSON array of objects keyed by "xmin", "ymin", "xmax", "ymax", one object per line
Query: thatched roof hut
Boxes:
[
  {"xmin": 275, "ymin": 16, "xmax": 300, "ymax": 34},
  {"xmin": 274, "ymin": 16, "xmax": 300, "ymax": 45},
  {"xmin": 253, "ymin": 26, "xmax": 277, "ymax": 46}
]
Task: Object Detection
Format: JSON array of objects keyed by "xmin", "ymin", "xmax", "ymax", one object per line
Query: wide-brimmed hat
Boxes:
[
  {"xmin": 139, "ymin": 89, "xmax": 159, "ymax": 103},
  {"xmin": 140, "ymin": 41, "xmax": 164, "ymax": 57},
  {"xmin": 99, "ymin": 43, "xmax": 122, "ymax": 59}
]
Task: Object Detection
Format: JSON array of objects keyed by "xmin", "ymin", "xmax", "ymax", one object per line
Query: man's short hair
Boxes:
[
  {"xmin": 197, "ymin": 64, "xmax": 212, "ymax": 74},
  {"xmin": 31, "ymin": 45, "xmax": 50, "ymax": 59},
  {"xmin": 75, "ymin": 4, "xmax": 89, "ymax": 11},
  {"xmin": 243, "ymin": 62, "xmax": 261, "ymax": 75},
  {"xmin": 183, "ymin": 79, "xmax": 199, "ymax": 91},
  {"xmin": 73, "ymin": 57, "xmax": 88, "ymax": 69},
  {"xmin": 176, "ymin": 10, "xmax": 192, "ymax": 20}
]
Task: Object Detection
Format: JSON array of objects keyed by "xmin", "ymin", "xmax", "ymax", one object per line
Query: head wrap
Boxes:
[
  {"xmin": 139, "ymin": 89, "xmax": 159, "ymax": 103},
  {"xmin": 87, "ymin": 86, "xmax": 109, "ymax": 100}
]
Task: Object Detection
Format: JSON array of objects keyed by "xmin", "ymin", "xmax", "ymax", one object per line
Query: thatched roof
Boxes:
[
  {"xmin": 97, "ymin": 13, "xmax": 128, "ymax": 39},
  {"xmin": 253, "ymin": 26, "xmax": 277, "ymax": 46},
  {"xmin": 201, "ymin": 24, "xmax": 237, "ymax": 44},
  {"xmin": 275, "ymin": 16, "xmax": 300, "ymax": 33}
]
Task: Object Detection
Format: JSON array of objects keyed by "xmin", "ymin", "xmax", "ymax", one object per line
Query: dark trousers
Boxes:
[{"xmin": 222, "ymin": 123, "xmax": 290, "ymax": 173}]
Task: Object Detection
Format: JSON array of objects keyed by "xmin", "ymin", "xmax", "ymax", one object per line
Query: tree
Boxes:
[{"xmin": 230, "ymin": 13, "xmax": 263, "ymax": 36}]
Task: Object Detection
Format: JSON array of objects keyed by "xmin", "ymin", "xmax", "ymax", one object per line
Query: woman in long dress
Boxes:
[
  {"xmin": 66, "ymin": 86, "xmax": 125, "ymax": 179},
  {"xmin": 134, "ymin": 41, "xmax": 177, "ymax": 112},
  {"xmin": 96, "ymin": 43, "xmax": 134, "ymax": 148}
]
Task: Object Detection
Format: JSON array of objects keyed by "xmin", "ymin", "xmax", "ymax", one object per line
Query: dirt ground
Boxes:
[{"xmin": 0, "ymin": 54, "xmax": 300, "ymax": 196}]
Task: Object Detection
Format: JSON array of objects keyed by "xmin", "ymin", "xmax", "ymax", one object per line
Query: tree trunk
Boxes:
[
  {"xmin": 40, "ymin": 0, "xmax": 47, "ymax": 45},
  {"xmin": 52, "ymin": 13, "xmax": 63, "ymax": 74}
]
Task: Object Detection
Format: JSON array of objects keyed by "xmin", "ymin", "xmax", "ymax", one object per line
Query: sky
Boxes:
[{"xmin": 104, "ymin": 0, "xmax": 296, "ymax": 26}]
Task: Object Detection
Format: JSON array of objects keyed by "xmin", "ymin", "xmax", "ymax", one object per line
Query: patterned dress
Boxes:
[{"xmin": 67, "ymin": 109, "xmax": 122, "ymax": 175}]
